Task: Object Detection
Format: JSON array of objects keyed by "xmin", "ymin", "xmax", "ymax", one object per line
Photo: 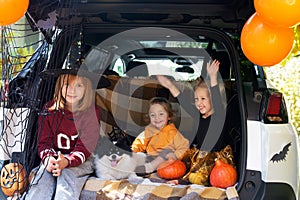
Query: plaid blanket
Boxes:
[
  {"xmin": 95, "ymin": 75, "xmax": 196, "ymax": 140},
  {"xmin": 82, "ymin": 178, "xmax": 239, "ymax": 200}
]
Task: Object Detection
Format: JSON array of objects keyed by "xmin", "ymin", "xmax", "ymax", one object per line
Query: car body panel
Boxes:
[{"xmin": 247, "ymin": 120, "xmax": 300, "ymax": 197}]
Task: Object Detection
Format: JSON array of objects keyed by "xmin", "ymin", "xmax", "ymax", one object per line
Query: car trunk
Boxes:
[{"xmin": 21, "ymin": 0, "xmax": 255, "ymax": 197}]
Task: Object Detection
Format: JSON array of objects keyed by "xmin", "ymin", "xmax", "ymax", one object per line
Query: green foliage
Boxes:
[
  {"xmin": 1, "ymin": 28, "xmax": 34, "ymax": 88},
  {"xmin": 264, "ymin": 25, "xmax": 300, "ymax": 135}
]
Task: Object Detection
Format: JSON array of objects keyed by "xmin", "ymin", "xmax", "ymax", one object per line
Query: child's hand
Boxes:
[
  {"xmin": 51, "ymin": 152, "xmax": 70, "ymax": 177},
  {"xmin": 44, "ymin": 156, "xmax": 57, "ymax": 173},
  {"xmin": 156, "ymin": 75, "xmax": 180, "ymax": 97},
  {"xmin": 207, "ymin": 59, "xmax": 220, "ymax": 87},
  {"xmin": 156, "ymin": 75, "xmax": 173, "ymax": 88}
]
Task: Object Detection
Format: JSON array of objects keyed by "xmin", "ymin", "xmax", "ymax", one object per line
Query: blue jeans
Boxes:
[{"xmin": 21, "ymin": 157, "xmax": 93, "ymax": 200}]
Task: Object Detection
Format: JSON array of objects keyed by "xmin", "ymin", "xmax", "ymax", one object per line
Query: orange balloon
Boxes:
[
  {"xmin": 241, "ymin": 13, "xmax": 294, "ymax": 67},
  {"xmin": 0, "ymin": 0, "xmax": 29, "ymax": 26},
  {"xmin": 254, "ymin": 0, "xmax": 300, "ymax": 28}
]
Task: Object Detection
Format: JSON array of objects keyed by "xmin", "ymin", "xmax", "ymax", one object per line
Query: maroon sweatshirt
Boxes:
[{"xmin": 38, "ymin": 101, "xmax": 100, "ymax": 167}]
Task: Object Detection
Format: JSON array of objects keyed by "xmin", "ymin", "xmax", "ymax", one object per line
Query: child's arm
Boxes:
[
  {"xmin": 156, "ymin": 75, "xmax": 180, "ymax": 97},
  {"xmin": 206, "ymin": 59, "xmax": 220, "ymax": 87},
  {"xmin": 131, "ymin": 131, "xmax": 149, "ymax": 153},
  {"xmin": 65, "ymin": 106, "xmax": 101, "ymax": 167},
  {"xmin": 37, "ymin": 114, "xmax": 57, "ymax": 164},
  {"xmin": 172, "ymin": 131, "xmax": 190, "ymax": 160}
]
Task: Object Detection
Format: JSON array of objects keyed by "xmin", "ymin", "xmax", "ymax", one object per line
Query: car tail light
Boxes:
[
  {"xmin": 261, "ymin": 90, "xmax": 288, "ymax": 123},
  {"xmin": 266, "ymin": 92, "xmax": 282, "ymax": 115}
]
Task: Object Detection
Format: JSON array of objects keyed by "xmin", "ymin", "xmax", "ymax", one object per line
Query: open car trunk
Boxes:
[{"xmin": 2, "ymin": 0, "xmax": 256, "ymax": 199}]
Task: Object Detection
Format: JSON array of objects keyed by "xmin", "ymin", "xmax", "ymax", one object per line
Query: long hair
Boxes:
[{"xmin": 49, "ymin": 74, "xmax": 94, "ymax": 112}]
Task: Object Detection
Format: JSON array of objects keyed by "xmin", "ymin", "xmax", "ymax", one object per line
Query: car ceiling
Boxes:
[
  {"xmin": 26, "ymin": 0, "xmax": 254, "ymax": 70},
  {"xmin": 27, "ymin": 0, "xmax": 255, "ymax": 32}
]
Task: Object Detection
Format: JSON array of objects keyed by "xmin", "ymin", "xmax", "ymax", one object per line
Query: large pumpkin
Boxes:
[
  {"xmin": 0, "ymin": 163, "xmax": 28, "ymax": 197},
  {"xmin": 157, "ymin": 159, "xmax": 186, "ymax": 179},
  {"xmin": 209, "ymin": 159, "xmax": 237, "ymax": 188}
]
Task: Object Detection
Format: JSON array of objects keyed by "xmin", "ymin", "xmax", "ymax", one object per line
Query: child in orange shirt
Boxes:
[{"xmin": 132, "ymin": 97, "xmax": 189, "ymax": 174}]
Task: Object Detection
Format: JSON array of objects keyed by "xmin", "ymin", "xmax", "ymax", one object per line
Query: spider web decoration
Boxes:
[
  {"xmin": 2, "ymin": 2, "xmax": 102, "ymax": 198},
  {"xmin": 0, "ymin": 15, "xmax": 46, "ymax": 165},
  {"xmin": 2, "ymin": 0, "xmax": 90, "ymax": 185}
]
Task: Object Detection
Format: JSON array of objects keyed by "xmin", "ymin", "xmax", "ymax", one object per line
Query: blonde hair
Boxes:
[
  {"xmin": 50, "ymin": 74, "xmax": 94, "ymax": 112},
  {"xmin": 194, "ymin": 77, "xmax": 227, "ymax": 108},
  {"xmin": 194, "ymin": 78, "xmax": 210, "ymax": 95}
]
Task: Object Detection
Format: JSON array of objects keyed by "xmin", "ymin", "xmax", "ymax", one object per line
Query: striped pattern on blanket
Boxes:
[
  {"xmin": 83, "ymin": 179, "xmax": 239, "ymax": 200},
  {"xmin": 95, "ymin": 75, "xmax": 197, "ymax": 140}
]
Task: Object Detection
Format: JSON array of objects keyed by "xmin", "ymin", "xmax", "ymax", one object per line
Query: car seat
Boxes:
[{"xmin": 126, "ymin": 61, "xmax": 149, "ymax": 77}]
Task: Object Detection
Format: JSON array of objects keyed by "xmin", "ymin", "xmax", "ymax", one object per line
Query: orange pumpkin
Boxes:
[
  {"xmin": 209, "ymin": 159, "xmax": 237, "ymax": 188},
  {"xmin": 0, "ymin": 163, "xmax": 28, "ymax": 197},
  {"xmin": 157, "ymin": 159, "xmax": 186, "ymax": 179}
]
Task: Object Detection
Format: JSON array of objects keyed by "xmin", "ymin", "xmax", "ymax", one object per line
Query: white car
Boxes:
[{"xmin": 1, "ymin": 0, "xmax": 299, "ymax": 199}]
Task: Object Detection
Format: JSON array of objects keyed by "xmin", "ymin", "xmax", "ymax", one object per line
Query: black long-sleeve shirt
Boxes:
[{"xmin": 176, "ymin": 84, "xmax": 227, "ymax": 152}]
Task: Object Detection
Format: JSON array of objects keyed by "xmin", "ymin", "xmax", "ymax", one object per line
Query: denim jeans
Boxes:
[{"xmin": 21, "ymin": 156, "xmax": 93, "ymax": 200}]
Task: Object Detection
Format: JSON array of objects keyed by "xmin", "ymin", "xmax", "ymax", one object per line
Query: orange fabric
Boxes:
[{"xmin": 131, "ymin": 123, "xmax": 189, "ymax": 159}]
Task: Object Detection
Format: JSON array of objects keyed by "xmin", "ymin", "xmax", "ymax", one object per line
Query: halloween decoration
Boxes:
[
  {"xmin": 1, "ymin": 163, "xmax": 28, "ymax": 197},
  {"xmin": 181, "ymin": 145, "xmax": 235, "ymax": 186},
  {"xmin": 254, "ymin": 0, "xmax": 300, "ymax": 28},
  {"xmin": 157, "ymin": 159, "xmax": 186, "ymax": 180},
  {"xmin": 189, "ymin": 171, "xmax": 208, "ymax": 185},
  {"xmin": 209, "ymin": 159, "xmax": 237, "ymax": 189},
  {"xmin": 183, "ymin": 150, "xmax": 216, "ymax": 186},
  {"xmin": 0, "ymin": 0, "xmax": 29, "ymax": 26},
  {"xmin": 241, "ymin": 12, "xmax": 294, "ymax": 66}
]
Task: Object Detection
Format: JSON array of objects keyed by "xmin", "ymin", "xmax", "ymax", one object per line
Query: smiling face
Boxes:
[
  {"xmin": 194, "ymin": 85, "xmax": 213, "ymax": 118},
  {"xmin": 61, "ymin": 76, "xmax": 86, "ymax": 110},
  {"xmin": 149, "ymin": 103, "xmax": 170, "ymax": 130}
]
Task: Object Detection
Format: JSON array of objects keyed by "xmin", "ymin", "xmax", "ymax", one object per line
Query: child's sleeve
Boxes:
[
  {"xmin": 66, "ymin": 106, "xmax": 101, "ymax": 167},
  {"xmin": 38, "ymin": 111, "xmax": 57, "ymax": 164},
  {"xmin": 131, "ymin": 131, "xmax": 149, "ymax": 153},
  {"xmin": 172, "ymin": 131, "xmax": 190, "ymax": 160}
]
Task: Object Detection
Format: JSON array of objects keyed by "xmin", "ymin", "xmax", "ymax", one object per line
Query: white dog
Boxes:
[{"xmin": 93, "ymin": 136, "xmax": 146, "ymax": 181}]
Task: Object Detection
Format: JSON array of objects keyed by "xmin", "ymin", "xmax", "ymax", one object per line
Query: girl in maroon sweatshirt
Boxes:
[{"xmin": 22, "ymin": 69, "xmax": 101, "ymax": 200}]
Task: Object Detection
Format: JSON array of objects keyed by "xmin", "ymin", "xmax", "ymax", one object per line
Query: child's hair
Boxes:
[
  {"xmin": 50, "ymin": 74, "xmax": 94, "ymax": 112},
  {"xmin": 149, "ymin": 97, "xmax": 174, "ymax": 119},
  {"xmin": 194, "ymin": 76, "xmax": 227, "ymax": 108},
  {"xmin": 194, "ymin": 76, "xmax": 210, "ymax": 91}
]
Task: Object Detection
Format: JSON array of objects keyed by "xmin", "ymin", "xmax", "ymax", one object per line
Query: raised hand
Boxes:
[
  {"xmin": 206, "ymin": 59, "xmax": 220, "ymax": 87},
  {"xmin": 156, "ymin": 75, "xmax": 180, "ymax": 97}
]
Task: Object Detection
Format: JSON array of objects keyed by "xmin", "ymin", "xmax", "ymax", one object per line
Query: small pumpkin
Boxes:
[
  {"xmin": 0, "ymin": 163, "xmax": 28, "ymax": 197},
  {"xmin": 209, "ymin": 159, "xmax": 237, "ymax": 188},
  {"xmin": 157, "ymin": 159, "xmax": 186, "ymax": 179},
  {"xmin": 188, "ymin": 172, "xmax": 208, "ymax": 185}
]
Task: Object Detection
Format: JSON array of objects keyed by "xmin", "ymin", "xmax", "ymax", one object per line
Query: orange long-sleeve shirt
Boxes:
[{"xmin": 131, "ymin": 123, "xmax": 189, "ymax": 160}]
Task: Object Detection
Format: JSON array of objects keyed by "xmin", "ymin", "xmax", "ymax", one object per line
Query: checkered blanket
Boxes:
[
  {"xmin": 82, "ymin": 178, "xmax": 239, "ymax": 200},
  {"xmin": 95, "ymin": 75, "xmax": 196, "ymax": 139}
]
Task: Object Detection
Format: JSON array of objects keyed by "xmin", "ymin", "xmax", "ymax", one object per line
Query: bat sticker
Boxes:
[{"xmin": 270, "ymin": 142, "xmax": 291, "ymax": 163}]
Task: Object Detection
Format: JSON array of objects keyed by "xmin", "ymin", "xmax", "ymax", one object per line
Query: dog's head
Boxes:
[
  {"xmin": 95, "ymin": 136, "xmax": 133, "ymax": 168},
  {"xmin": 105, "ymin": 145, "xmax": 130, "ymax": 167}
]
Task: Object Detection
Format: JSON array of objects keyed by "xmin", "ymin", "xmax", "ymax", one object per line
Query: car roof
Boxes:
[
  {"xmin": 26, "ymin": 0, "xmax": 255, "ymax": 79},
  {"xmin": 27, "ymin": 0, "xmax": 255, "ymax": 33}
]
